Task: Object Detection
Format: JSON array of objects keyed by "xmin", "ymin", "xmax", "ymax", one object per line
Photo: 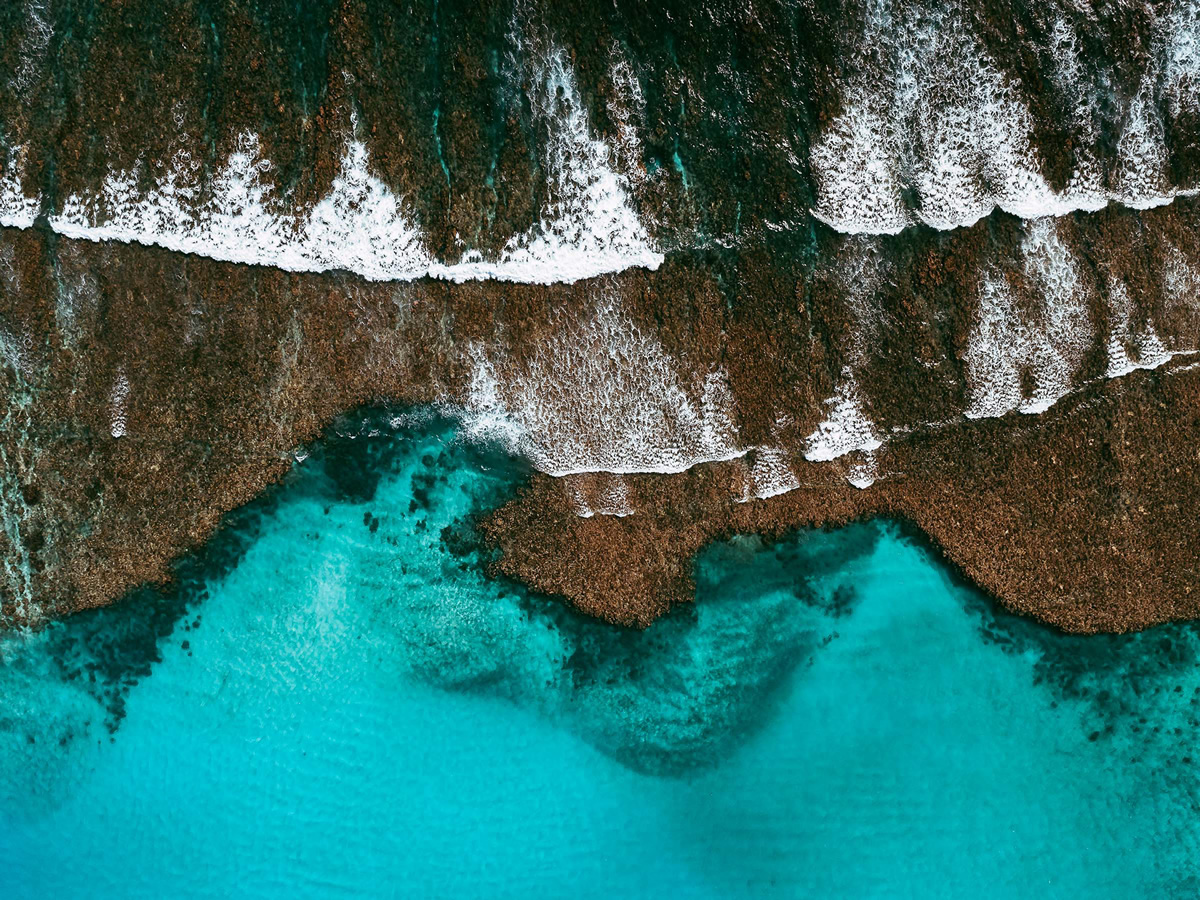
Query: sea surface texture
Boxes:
[{"xmin": 4, "ymin": 417, "xmax": 1200, "ymax": 898}]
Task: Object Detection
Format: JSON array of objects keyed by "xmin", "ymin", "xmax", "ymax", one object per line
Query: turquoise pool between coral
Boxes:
[{"xmin": 2, "ymin": 412, "xmax": 1199, "ymax": 898}]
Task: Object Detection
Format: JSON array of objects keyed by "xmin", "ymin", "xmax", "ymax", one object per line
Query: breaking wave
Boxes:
[
  {"xmin": 4, "ymin": 47, "xmax": 661, "ymax": 286},
  {"xmin": 810, "ymin": 1, "xmax": 1200, "ymax": 235}
]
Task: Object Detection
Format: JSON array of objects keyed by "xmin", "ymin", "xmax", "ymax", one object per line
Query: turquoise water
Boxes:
[{"xmin": 3, "ymin": 411, "xmax": 1200, "ymax": 898}]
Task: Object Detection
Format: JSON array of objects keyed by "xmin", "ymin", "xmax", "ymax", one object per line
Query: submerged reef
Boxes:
[{"xmin": 2, "ymin": 0, "xmax": 1200, "ymax": 632}]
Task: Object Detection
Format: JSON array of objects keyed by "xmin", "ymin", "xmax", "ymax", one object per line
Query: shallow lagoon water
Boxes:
[{"xmin": 2, "ymin": 412, "xmax": 1200, "ymax": 898}]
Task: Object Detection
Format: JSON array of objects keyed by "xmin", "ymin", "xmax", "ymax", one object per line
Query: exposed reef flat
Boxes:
[
  {"xmin": 5, "ymin": 0, "xmax": 1200, "ymax": 633},
  {"xmin": 3, "ymin": 194, "xmax": 1200, "ymax": 633}
]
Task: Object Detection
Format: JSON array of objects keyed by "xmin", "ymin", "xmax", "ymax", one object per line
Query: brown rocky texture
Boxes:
[
  {"xmin": 2, "ymin": 193, "xmax": 1200, "ymax": 632},
  {"xmin": 485, "ymin": 358, "xmax": 1200, "ymax": 632}
]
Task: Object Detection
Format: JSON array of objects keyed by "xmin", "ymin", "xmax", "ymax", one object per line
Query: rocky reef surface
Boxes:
[{"xmin": 2, "ymin": 0, "xmax": 1200, "ymax": 632}]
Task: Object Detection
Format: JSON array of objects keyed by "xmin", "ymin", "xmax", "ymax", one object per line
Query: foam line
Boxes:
[{"xmin": 4, "ymin": 47, "xmax": 662, "ymax": 286}]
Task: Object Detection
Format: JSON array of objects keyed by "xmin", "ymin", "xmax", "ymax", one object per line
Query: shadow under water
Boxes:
[{"xmin": 2, "ymin": 408, "xmax": 1200, "ymax": 897}]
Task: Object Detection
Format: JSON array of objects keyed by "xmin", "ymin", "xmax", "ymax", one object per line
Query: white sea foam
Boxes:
[
  {"xmin": 1115, "ymin": 90, "xmax": 1171, "ymax": 207},
  {"xmin": 963, "ymin": 232, "xmax": 1092, "ymax": 421},
  {"xmin": 606, "ymin": 47, "xmax": 648, "ymax": 171},
  {"xmin": 49, "ymin": 136, "xmax": 432, "ymax": 281},
  {"xmin": 35, "ymin": 45, "xmax": 660, "ymax": 286},
  {"xmin": 810, "ymin": 3, "xmax": 1200, "ymax": 236},
  {"xmin": 960, "ymin": 218, "xmax": 1092, "ymax": 418},
  {"xmin": 0, "ymin": 156, "xmax": 38, "ymax": 229},
  {"xmin": 596, "ymin": 478, "xmax": 635, "ymax": 517},
  {"xmin": 958, "ymin": 226, "xmax": 1186, "ymax": 425},
  {"xmin": 810, "ymin": 103, "xmax": 909, "ymax": 235},
  {"xmin": 1161, "ymin": 242, "xmax": 1200, "ymax": 322},
  {"xmin": 567, "ymin": 481, "xmax": 594, "ymax": 518},
  {"xmin": 459, "ymin": 294, "xmax": 743, "ymax": 476},
  {"xmin": 1018, "ymin": 219, "xmax": 1092, "ymax": 412},
  {"xmin": 300, "ymin": 141, "xmax": 433, "ymax": 281},
  {"xmin": 49, "ymin": 243, "xmax": 101, "ymax": 346},
  {"xmin": 847, "ymin": 453, "xmax": 879, "ymax": 490},
  {"xmin": 1164, "ymin": 1, "xmax": 1200, "ymax": 117},
  {"xmin": 0, "ymin": 327, "xmax": 30, "ymax": 380},
  {"xmin": 10, "ymin": 1, "xmax": 52, "ymax": 100},
  {"xmin": 109, "ymin": 370, "xmax": 130, "ymax": 439},
  {"xmin": 741, "ymin": 446, "xmax": 801, "ymax": 501},
  {"xmin": 434, "ymin": 48, "xmax": 661, "ymax": 285},
  {"xmin": 1105, "ymin": 279, "xmax": 1175, "ymax": 378},
  {"xmin": 794, "ymin": 248, "xmax": 891, "ymax": 486},
  {"xmin": 803, "ymin": 374, "xmax": 883, "ymax": 462},
  {"xmin": 962, "ymin": 275, "xmax": 1030, "ymax": 419}
]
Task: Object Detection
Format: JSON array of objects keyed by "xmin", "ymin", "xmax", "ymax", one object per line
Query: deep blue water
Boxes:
[{"xmin": 3, "ymin": 412, "xmax": 1200, "ymax": 898}]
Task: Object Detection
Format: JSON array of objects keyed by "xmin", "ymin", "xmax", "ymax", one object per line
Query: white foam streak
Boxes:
[
  {"xmin": 0, "ymin": 160, "xmax": 38, "ymax": 230},
  {"xmin": 109, "ymin": 370, "xmax": 129, "ymax": 439},
  {"xmin": 1105, "ymin": 280, "xmax": 1175, "ymax": 378},
  {"xmin": 460, "ymin": 296, "xmax": 743, "ymax": 476},
  {"xmin": 742, "ymin": 446, "xmax": 801, "ymax": 501},
  {"xmin": 35, "ymin": 46, "xmax": 661, "ymax": 286},
  {"xmin": 964, "ymin": 231, "xmax": 1092, "ymax": 421},
  {"xmin": 803, "ymin": 374, "xmax": 883, "ymax": 462}
]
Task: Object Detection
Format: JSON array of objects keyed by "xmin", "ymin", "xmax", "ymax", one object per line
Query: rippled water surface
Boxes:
[{"xmin": 2, "ymin": 414, "xmax": 1199, "ymax": 898}]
